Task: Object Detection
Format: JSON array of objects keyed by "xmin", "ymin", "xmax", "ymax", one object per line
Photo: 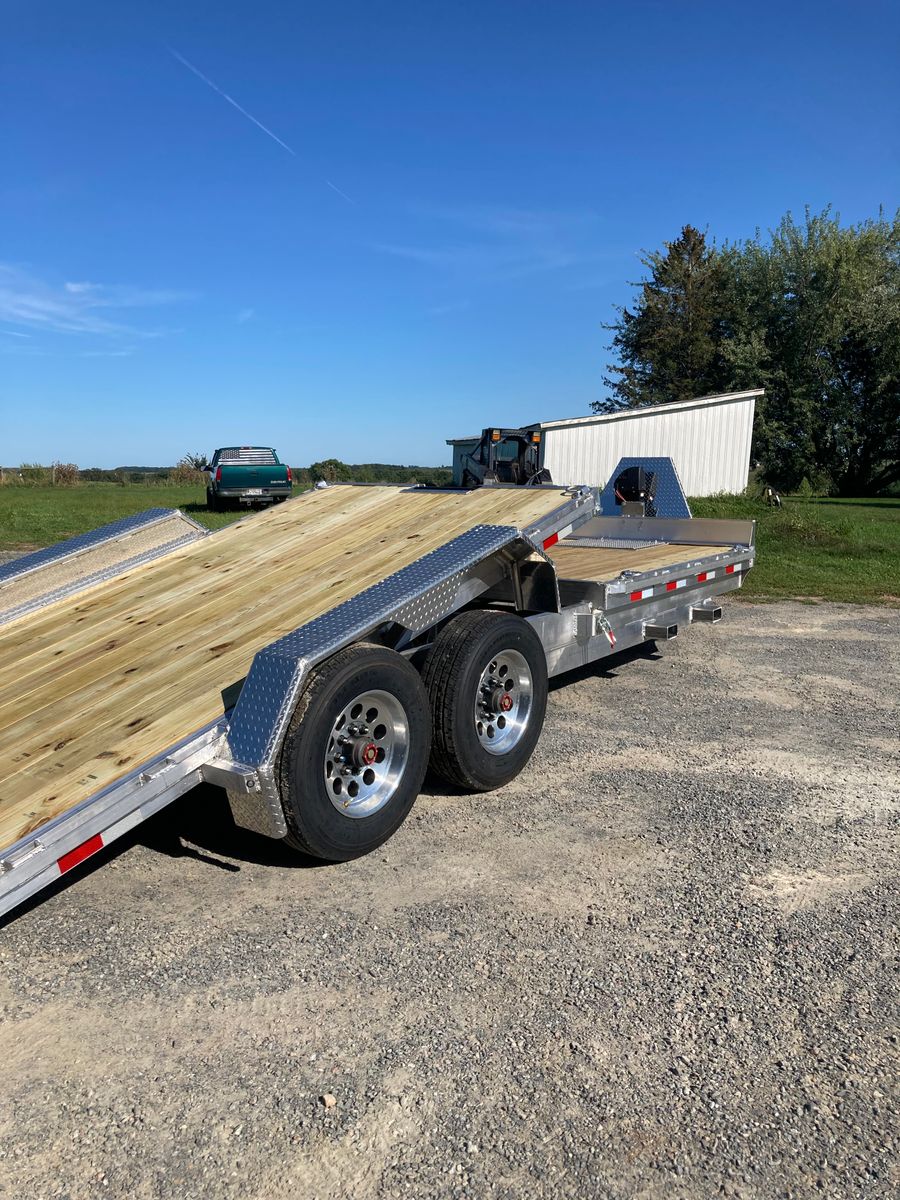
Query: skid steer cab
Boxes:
[{"xmin": 455, "ymin": 428, "xmax": 552, "ymax": 488}]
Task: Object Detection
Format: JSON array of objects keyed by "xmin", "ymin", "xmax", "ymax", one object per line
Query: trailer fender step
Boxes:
[{"xmin": 200, "ymin": 758, "xmax": 261, "ymax": 794}]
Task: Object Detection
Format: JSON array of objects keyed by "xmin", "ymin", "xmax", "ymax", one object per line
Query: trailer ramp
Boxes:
[{"xmin": 0, "ymin": 485, "xmax": 577, "ymax": 857}]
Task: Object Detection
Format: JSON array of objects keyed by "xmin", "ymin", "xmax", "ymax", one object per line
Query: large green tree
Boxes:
[
  {"xmin": 722, "ymin": 209, "xmax": 900, "ymax": 494},
  {"xmin": 596, "ymin": 225, "xmax": 730, "ymax": 412},
  {"xmin": 598, "ymin": 209, "xmax": 900, "ymax": 494}
]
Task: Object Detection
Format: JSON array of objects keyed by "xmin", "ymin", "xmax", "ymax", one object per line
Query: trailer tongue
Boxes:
[{"xmin": 0, "ymin": 474, "xmax": 754, "ymax": 919}]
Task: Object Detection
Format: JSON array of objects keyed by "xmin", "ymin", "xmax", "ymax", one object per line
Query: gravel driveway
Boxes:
[{"xmin": 1, "ymin": 600, "xmax": 897, "ymax": 1200}]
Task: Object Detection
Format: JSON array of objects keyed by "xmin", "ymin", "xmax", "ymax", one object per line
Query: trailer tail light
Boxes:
[
  {"xmin": 286, "ymin": 466, "xmax": 292, "ymax": 484},
  {"xmin": 215, "ymin": 466, "xmax": 222, "ymax": 483}
]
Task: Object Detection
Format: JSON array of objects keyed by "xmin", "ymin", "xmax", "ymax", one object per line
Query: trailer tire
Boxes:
[
  {"xmin": 423, "ymin": 610, "xmax": 548, "ymax": 791},
  {"xmin": 278, "ymin": 643, "xmax": 431, "ymax": 861}
]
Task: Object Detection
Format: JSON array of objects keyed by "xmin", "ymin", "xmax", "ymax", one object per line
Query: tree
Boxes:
[
  {"xmin": 597, "ymin": 209, "xmax": 900, "ymax": 494},
  {"xmin": 179, "ymin": 452, "xmax": 208, "ymax": 470},
  {"xmin": 595, "ymin": 225, "xmax": 730, "ymax": 412},
  {"xmin": 723, "ymin": 209, "xmax": 900, "ymax": 494},
  {"xmin": 309, "ymin": 458, "xmax": 349, "ymax": 483}
]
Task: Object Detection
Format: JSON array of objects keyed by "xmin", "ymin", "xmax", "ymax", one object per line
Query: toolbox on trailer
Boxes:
[{"xmin": 0, "ymin": 470, "xmax": 754, "ymax": 919}]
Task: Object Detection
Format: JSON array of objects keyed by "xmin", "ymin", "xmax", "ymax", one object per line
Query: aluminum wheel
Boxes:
[
  {"xmin": 323, "ymin": 689, "xmax": 410, "ymax": 818},
  {"xmin": 474, "ymin": 649, "xmax": 533, "ymax": 755}
]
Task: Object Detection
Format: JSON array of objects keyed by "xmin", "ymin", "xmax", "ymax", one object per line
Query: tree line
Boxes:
[
  {"xmin": 1, "ymin": 461, "xmax": 452, "ymax": 488},
  {"xmin": 597, "ymin": 209, "xmax": 900, "ymax": 495}
]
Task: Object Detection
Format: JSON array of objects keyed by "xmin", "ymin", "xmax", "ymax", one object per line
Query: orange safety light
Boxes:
[
  {"xmin": 491, "ymin": 429, "xmax": 501, "ymax": 442},
  {"xmin": 532, "ymin": 432, "xmax": 542, "ymax": 443}
]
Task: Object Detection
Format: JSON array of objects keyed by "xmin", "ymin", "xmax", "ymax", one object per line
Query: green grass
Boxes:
[
  {"xmin": 0, "ymin": 483, "xmax": 249, "ymax": 548},
  {"xmin": 2, "ymin": 483, "xmax": 898, "ymax": 606},
  {"xmin": 690, "ymin": 494, "xmax": 900, "ymax": 604}
]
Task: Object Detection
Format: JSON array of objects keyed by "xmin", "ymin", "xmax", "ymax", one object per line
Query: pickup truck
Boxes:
[{"xmin": 205, "ymin": 446, "xmax": 292, "ymax": 510}]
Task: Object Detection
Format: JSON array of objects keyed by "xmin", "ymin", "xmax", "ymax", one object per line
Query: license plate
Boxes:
[{"xmin": 245, "ymin": 488, "xmax": 263, "ymax": 495}]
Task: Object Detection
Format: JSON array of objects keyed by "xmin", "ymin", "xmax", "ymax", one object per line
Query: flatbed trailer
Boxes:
[{"xmin": 0, "ymin": 480, "xmax": 755, "ymax": 918}]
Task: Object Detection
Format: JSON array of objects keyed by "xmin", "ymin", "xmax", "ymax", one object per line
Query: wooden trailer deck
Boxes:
[
  {"xmin": 0, "ymin": 485, "xmax": 571, "ymax": 852},
  {"xmin": 547, "ymin": 540, "xmax": 734, "ymax": 583}
]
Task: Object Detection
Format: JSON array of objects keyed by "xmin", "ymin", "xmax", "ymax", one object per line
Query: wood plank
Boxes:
[
  {"xmin": 547, "ymin": 541, "xmax": 734, "ymax": 583},
  {"xmin": 0, "ymin": 486, "xmax": 570, "ymax": 850}
]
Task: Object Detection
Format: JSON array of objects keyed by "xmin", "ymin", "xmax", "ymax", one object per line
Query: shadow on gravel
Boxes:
[
  {"xmin": 546, "ymin": 638, "xmax": 662, "ymax": 693},
  {"xmin": 1, "ymin": 788, "xmax": 325, "ymax": 928},
  {"xmin": 138, "ymin": 783, "xmax": 327, "ymax": 871}
]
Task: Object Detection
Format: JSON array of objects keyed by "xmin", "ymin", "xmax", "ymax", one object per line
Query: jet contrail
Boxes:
[
  {"xmin": 169, "ymin": 47, "xmax": 355, "ymax": 203},
  {"xmin": 324, "ymin": 179, "xmax": 356, "ymax": 205},
  {"xmin": 169, "ymin": 48, "xmax": 297, "ymax": 155}
]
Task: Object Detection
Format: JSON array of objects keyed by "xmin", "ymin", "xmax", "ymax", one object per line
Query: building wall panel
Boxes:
[{"xmin": 540, "ymin": 396, "xmax": 755, "ymax": 496}]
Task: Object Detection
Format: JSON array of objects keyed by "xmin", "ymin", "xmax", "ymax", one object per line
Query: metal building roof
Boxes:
[{"xmin": 446, "ymin": 390, "xmax": 764, "ymax": 445}]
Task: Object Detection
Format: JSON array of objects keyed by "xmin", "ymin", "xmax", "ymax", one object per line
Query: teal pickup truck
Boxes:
[{"xmin": 204, "ymin": 446, "xmax": 293, "ymax": 510}]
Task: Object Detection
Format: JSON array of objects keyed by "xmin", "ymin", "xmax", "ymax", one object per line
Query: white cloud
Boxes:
[
  {"xmin": 0, "ymin": 264, "xmax": 194, "ymax": 339},
  {"xmin": 236, "ymin": 307, "xmax": 255, "ymax": 324}
]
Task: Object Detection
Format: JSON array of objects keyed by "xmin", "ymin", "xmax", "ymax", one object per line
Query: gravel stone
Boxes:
[{"xmin": 0, "ymin": 600, "xmax": 897, "ymax": 1199}]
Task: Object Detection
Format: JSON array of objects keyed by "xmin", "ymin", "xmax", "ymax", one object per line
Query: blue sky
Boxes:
[{"xmin": 2, "ymin": 0, "xmax": 898, "ymax": 468}]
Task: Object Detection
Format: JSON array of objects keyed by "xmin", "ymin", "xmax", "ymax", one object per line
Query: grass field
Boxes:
[
  {"xmin": 691, "ymin": 494, "xmax": 900, "ymax": 604},
  {"xmin": 1, "ymin": 484, "xmax": 897, "ymax": 605},
  {"xmin": 0, "ymin": 483, "xmax": 247, "ymax": 548}
]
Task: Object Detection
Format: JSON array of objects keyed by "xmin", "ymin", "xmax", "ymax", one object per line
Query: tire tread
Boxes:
[{"xmin": 422, "ymin": 610, "xmax": 546, "ymax": 791}]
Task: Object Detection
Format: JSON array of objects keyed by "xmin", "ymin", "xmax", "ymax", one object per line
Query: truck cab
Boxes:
[{"xmin": 205, "ymin": 446, "xmax": 292, "ymax": 510}]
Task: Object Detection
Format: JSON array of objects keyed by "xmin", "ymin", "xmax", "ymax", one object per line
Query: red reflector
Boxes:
[
  {"xmin": 543, "ymin": 532, "xmax": 560, "ymax": 550},
  {"xmin": 726, "ymin": 564, "xmax": 735, "ymax": 574},
  {"xmin": 58, "ymin": 833, "xmax": 104, "ymax": 875},
  {"xmin": 666, "ymin": 580, "xmax": 677, "ymax": 591},
  {"xmin": 697, "ymin": 572, "xmax": 708, "ymax": 583},
  {"xmin": 629, "ymin": 590, "xmax": 643, "ymax": 601}
]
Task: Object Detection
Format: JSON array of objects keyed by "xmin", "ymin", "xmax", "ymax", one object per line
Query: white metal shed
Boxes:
[{"xmin": 448, "ymin": 390, "xmax": 762, "ymax": 496}]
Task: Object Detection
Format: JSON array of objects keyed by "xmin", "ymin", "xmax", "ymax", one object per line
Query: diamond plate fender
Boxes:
[{"xmin": 224, "ymin": 519, "xmax": 577, "ymax": 838}]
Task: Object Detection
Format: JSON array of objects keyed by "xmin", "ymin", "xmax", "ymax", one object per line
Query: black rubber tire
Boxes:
[
  {"xmin": 277, "ymin": 643, "xmax": 431, "ymax": 861},
  {"xmin": 422, "ymin": 610, "xmax": 548, "ymax": 791},
  {"xmin": 206, "ymin": 489, "xmax": 223, "ymax": 512}
]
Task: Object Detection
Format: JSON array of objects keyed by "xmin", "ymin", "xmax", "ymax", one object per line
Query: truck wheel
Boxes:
[
  {"xmin": 206, "ymin": 489, "xmax": 222, "ymax": 512},
  {"xmin": 278, "ymin": 643, "xmax": 431, "ymax": 860},
  {"xmin": 423, "ymin": 610, "xmax": 548, "ymax": 791}
]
